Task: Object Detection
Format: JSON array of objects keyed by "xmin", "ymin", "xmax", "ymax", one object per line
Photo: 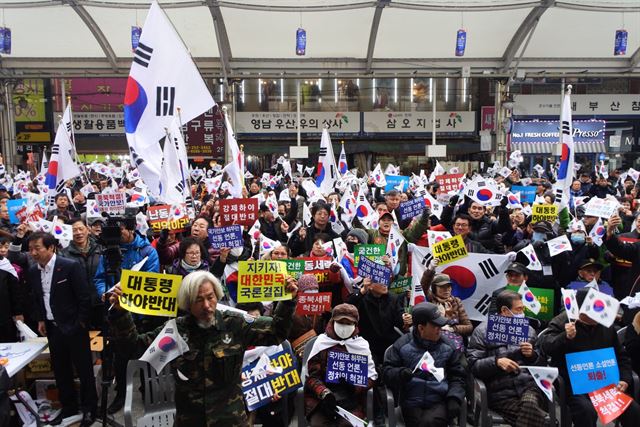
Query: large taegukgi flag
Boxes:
[
  {"xmin": 124, "ymin": 1, "xmax": 215, "ymax": 196},
  {"xmin": 45, "ymin": 104, "xmax": 81, "ymax": 206},
  {"xmin": 411, "ymin": 246, "xmax": 511, "ymax": 321},
  {"xmin": 316, "ymin": 128, "xmax": 339, "ymax": 194},
  {"xmin": 553, "ymin": 87, "xmax": 575, "ymax": 209}
]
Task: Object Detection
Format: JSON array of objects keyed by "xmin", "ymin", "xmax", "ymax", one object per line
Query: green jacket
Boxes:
[
  {"xmin": 362, "ymin": 216, "xmax": 430, "ymax": 276},
  {"xmin": 110, "ymin": 300, "xmax": 296, "ymax": 427}
]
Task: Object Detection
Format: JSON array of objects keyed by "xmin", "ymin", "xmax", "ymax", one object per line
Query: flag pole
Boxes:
[
  {"xmin": 175, "ymin": 107, "xmax": 198, "ymax": 217},
  {"xmin": 63, "ymin": 99, "xmax": 91, "ymax": 185}
]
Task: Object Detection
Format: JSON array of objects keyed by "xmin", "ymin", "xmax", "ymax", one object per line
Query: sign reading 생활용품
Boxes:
[
  {"xmin": 237, "ymin": 261, "xmax": 292, "ymax": 303},
  {"xmin": 485, "ymin": 314, "xmax": 530, "ymax": 346},
  {"xmin": 531, "ymin": 204, "xmax": 558, "ymax": 223},
  {"xmin": 119, "ymin": 270, "xmax": 183, "ymax": 317},
  {"xmin": 207, "ymin": 225, "xmax": 244, "ymax": 249},
  {"xmin": 357, "ymin": 256, "xmax": 392, "ymax": 286},
  {"xmin": 431, "ymin": 235, "xmax": 468, "ymax": 266},
  {"xmin": 219, "ymin": 198, "xmax": 259, "ymax": 227},
  {"xmin": 296, "ymin": 292, "xmax": 332, "ymax": 316},
  {"xmin": 325, "ymin": 350, "xmax": 369, "ymax": 387},
  {"xmin": 354, "ymin": 244, "xmax": 385, "ymax": 267},
  {"xmin": 147, "ymin": 204, "xmax": 190, "ymax": 233},
  {"xmin": 565, "ymin": 347, "xmax": 619, "ymax": 395},
  {"xmin": 241, "ymin": 348, "xmax": 301, "ymax": 411},
  {"xmin": 507, "ymin": 285, "xmax": 555, "ymax": 321},
  {"xmin": 399, "ymin": 197, "xmax": 426, "ymax": 222}
]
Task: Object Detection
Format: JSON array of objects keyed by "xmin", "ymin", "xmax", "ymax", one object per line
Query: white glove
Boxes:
[
  {"xmin": 506, "ymin": 251, "xmax": 517, "ymax": 262},
  {"xmin": 428, "ymin": 257, "xmax": 439, "ymax": 270}
]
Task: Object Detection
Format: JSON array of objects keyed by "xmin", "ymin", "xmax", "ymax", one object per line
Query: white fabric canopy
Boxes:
[{"xmin": 0, "ymin": 0, "xmax": 638, "ymax": 77}]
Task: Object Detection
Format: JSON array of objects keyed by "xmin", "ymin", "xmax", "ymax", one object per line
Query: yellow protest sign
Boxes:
[
  {"xmin": 431, "ymin": 234, "xmax": 468, "ymax": 265},
  {"xmin": 238, "ymin": 261, "xmax": 292, "ymax": 303},
  {"xmin": 119, "ymin": 270, "xmax": 182, "ymax": 317},
  {"xmin": 531, "ymin": 204, "xmax": 558, "ymax": 223}
]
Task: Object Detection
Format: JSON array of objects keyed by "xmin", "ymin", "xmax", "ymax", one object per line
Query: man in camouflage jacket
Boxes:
[{"xmin": 108, "ymin": 271, "xmax": 298, "ymax": 426}]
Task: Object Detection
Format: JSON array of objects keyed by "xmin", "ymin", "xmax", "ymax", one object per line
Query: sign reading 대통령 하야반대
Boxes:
[{"xmin": 118, "ymin": 270, "xmax": 182, "ymax": 317}]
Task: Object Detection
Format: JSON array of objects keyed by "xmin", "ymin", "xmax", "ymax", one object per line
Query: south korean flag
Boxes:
[
  {"xmin": 517, "ymin": 282, "xmax": 541, "ymax": 315},
  {"xmin": 579, "ymin": 288, "xmax": 620, "ymax": 328}
]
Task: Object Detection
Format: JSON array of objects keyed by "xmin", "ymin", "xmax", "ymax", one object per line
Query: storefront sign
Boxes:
[
  {"xmin": 236, "ymin": 112, "xmax": 359, "ymax": 134},
  {"xmin": 363, "ymin": 111, "xmax": 476, "ymax": 133},
  {"xmin": 514, "ymin": 94, "xmax": 640, "ymax": 116}
]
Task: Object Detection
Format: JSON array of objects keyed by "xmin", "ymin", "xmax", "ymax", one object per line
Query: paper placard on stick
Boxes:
[
  {"xmin": 431, "ymin": 235, "xmax": 468, "ymax": 265},
  {"xmin": 237, "ymin": 261, "xmax": 291, "ymax": 302},
  {"xmin": 583, "ymin": 197, "xmax": 620, "ymax": 219},
  {"xmin": 220, "ymin": 198, "xmax": 259, "ymax": 227},
  {"xmin": 565, "ymin": 347, "xmax": 619, "ymax": 395},
  {"xmin": 357, "ymin": 256, "xmax": 392, "ymax": 285},
  {"xmin": 325, "ymin": 350, "xmax": 368, "ymax": 387},
  {"xmin": 207, "ymin": 225, "xmax": 244, "ymax": 249},
  {"xmin": 486, "ymin": 314, "xmax": 530, "ymax": 346},
  {"xmin": 354, "ymin": 244, "xmax": 385, "ymax": 267},
  {"xmin": 588, "ymin": 384, "xmax": 633, "ymax": 424},
  {"xmin": 296, "ymin": 292, "xmax": 332, "ymax": 315},
  {"xmin": 119, "ymin": 270, "xmax": 182, "ymax": 317},
  {"xmin": 147, "ymin": 204, "xmax": 190, "ymax": 233},
  {"xmin": 531, "ymin": 204, "xmax": 558, "ymax": 223}
]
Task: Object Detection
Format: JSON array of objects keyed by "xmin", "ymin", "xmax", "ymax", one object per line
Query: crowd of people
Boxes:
[{"xmin": 2, "ymin": 157, "xmax": 640, "ymax": 427}]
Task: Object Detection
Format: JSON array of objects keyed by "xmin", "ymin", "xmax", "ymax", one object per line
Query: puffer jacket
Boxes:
[
  {"xmin": 383, "ymin": 329, "xmax": 465, "ymax": 409},
  {"xmin": 441, "ymin": 203, "xmax": 511, "ymax": 253},
  {"xmin": 59, "ymin": 237, "xmax": 104, "ymax": 304},
  {"xmin": 467, "ymin": 322, "xmax": 544, "ymax": 402},
  {"xmin": 94, "ymin": 233, "xmax": 160, "ymax": 296},
  {"xmin": 538, "ymin": 311, "xmax": 634, "ymax": 395}
]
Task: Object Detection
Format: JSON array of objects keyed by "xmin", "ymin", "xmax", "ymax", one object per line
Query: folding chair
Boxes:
[
  {"xmin": 123, "ymin": 359, "xmax": 175, "ymax": 427},
  {"xmin": 384, "ymin": 346, "xmax": 467, "ymax": 427},
  {"xmin": 295, "ymin": 336, "xmax": 373, "ymax": 426}
]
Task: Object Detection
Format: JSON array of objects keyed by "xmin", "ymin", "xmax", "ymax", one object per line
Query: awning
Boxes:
[{"xmin": 512, "ymin": 141, "xmax": 606, "ymax": 154}]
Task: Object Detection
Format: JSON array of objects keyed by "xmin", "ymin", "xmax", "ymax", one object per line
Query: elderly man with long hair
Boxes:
[{"xmin": 108, "ymin": 270, "xmax": 298, "ymax": 426}]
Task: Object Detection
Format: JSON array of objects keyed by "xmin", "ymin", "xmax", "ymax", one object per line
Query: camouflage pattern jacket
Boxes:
[{"xmin": 110, "ymin": 300, "xmax": 296, "ymax": 426}]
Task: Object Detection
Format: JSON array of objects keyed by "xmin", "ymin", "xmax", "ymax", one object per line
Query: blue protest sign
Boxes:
[
  {"xmin": 6, "ymin": 199, "xmax": 27, "ymax": 224},
  {"xmin": 207, "ymin": 225, "xmax": 244, "ymax": 249},
  {"xmin": 565, "ymin": 347, "xmax": 619, "ymax": 395},
  {"xmin": 241, "ymin": 348, "xmax": 301, "ymax": 411},
  {"xmin": 485, "ymin": 314, "xmax": 530, "ymax": 346},
  {"xmin": 399, "ymin": 197, "xmax": 426, "ymax": 221},
  {"xmin": 325, "ymin": 350, "xmax": 368, "ymax": 387},
  {"xmin": 357, "ymin": 256, "xmax": 392, "ymax": 285},
  {"xmin": 510, "ymin": 185, "xmax": 537, "ymax": 204},
  {"xmin": 385, "ymin": 175, "xmax": 410, "ymax": 192}
]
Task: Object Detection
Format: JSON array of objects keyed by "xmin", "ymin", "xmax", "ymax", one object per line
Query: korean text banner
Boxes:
[
  {"xmin": 325, "ymin": 350, "xmax": 368, "ymax": 387},
  {"xmin": 565, "ymin": 347, "xmax": 619, "ymax": 395},
  {"xmin": 283, "ymin": 259, "xmax": 305, "ymax": 280},
  {"xmin": 238, "ymin": 261, "xmax": 291, "ymax": 303},
  {"xmin": 354, "ymin": 244, "xmax": 385, "ymax": 266},
  {"xmin": 119, "ymin": 270, "xmax": 182, "ymax": 317},
  {"xmin": 384, "ymin": 175, "xmax": 410, "ymax": 192},
  {"xmin": 207, "ymin": 225, "xmax": 244, "ymax": 249},
  {"xmin": 435, "ymin": 174, "xmax": 464, "ymax": 194},
  {"xmin": 431, "ymin": 235, "xmax": 468, "ymax": 265},
  {"xmin": 147, "ymin": 204, "xmax": 190, "ymax": 233},
  {"xmin": 296, "ymin": 292, "xmax": 332, "ymax": 315},
  {"xmin": 241, "ymin": 348, "xmax": 301, "ymax": 411},
  {"xmin": 399, "ymin": 197, "xmax": 426, "ymax": 222},
  {"xmin": 486, "ymin": 314, "xmax": 530, "ymax": 346},
  {"xmin": 588, "ymin": 384, "xmax": 634, "ymax": 424},
  {"xmin": 357, "ymin": 256, "xmax": 392, "ymax": 285},
  {"xmin": 510, "ymin": 185, "xmax": 537, "ymax": 204},
  {"xmin": 219, "ymin": 198, "xmax": 259, "ymax": 227},
  {"xmin": 296, "ymin": 257, "xmax": 336, "ymax": 286},
  {"xmin": 532, "ymin": 204, "xmax": 558, "ymax": 223}
]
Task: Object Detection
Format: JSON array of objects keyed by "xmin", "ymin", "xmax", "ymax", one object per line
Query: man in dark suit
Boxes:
[{"xmin": 28, "ymin": 231, "xmax": 97, "ymax": 426}]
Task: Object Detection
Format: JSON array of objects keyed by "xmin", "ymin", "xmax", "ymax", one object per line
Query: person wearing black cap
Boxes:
[
  {"xmin": 383, "ymin": 302, "xmax": 466, "ymax": 426},
  {"xmin": 289, "ymin": 201, "xmax": 340, "ymax": 257},
  {"xmin": 539, "ymin": 288, "xmax": 640, "ymax": 427},
  {"xmin": 257, "ymin": 197, "xmax": 298, "ymax": 245},
  {"xmin": 467, "ymin": 290, "xmax": 549, "ymax": 427},
  {"xmin": 488, "ymin": 262, "xmax": 529, "ymax": 315},
  {"xmin": 567, "ymin": 258, "xmax": 614, "ymax": 296}
]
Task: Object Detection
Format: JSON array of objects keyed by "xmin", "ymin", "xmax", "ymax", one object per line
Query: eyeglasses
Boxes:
[
  {"xmin": 454, "ymin": 223, "xmax": 470, "ymax": 228},
  {"xmin": 185, "ymin": 251, "xmax": 201, "ymax": 256}
]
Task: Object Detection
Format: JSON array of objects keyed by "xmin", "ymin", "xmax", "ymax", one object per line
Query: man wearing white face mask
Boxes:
[
  {"xmin": 304, "ymin": 303, "xmax": 377, "ymax": 426},
  {"xmin": 467, "ymin": 290, "xmax": 549, "ymax": 427}
]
